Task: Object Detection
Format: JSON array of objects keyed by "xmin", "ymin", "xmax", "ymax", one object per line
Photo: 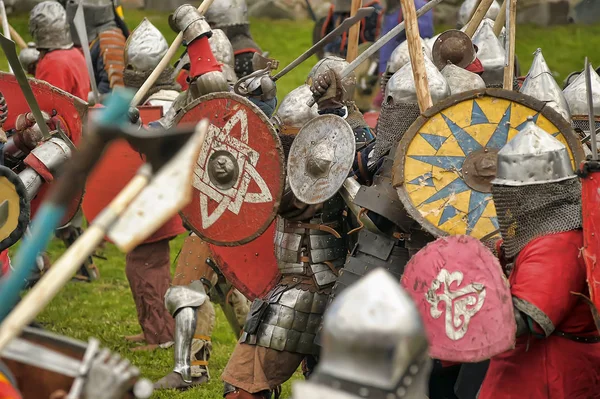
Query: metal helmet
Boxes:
[
  {"xmin": 472, "ymin": 19, "xmax": 505, "ymax": 87},
  {"xmin": 293, "ymin": 269, "xmax": 431, "ymax": 399},
  {"xmin": 520, "ymin": 49, "xmax": 571, "ymax": 121},
  {"xmin": 563, "ymin": 67, "xmax": 600, "ymax": 116},
  {"xmin": 387, "ymin": 38, "xmax": 432, "ymax": 75},
  {"xmin": 205, "ymin": 0, "xmax": 249, "ymax": 28},
  {"xmin": 431, "ymin": 30, "xmax": 477, "ymax": 71},
  {"xmin": 385, "ymin": 55, "xmax": 450, "ymax": 105},
  {"xmin": 441, "ymin": 63, "xmax": 486, "ymax": 95},
  {"xmin": 65, "ymin": 0, "xmax": 117, "ymax": 44},
  {"xmin": 272, "ymin": 85, "xmax": 319, "ymax": 135},
  {"xmin": 19, "ymin": 43, "xmax": 41, "ymax": 75},
  {"xmin": 307, "ymin": 56, "xmax": 356, "ymax": 102},
  {"xmin": 124, "ymin": 18, "xmax": 168, "ymax": 73},
  {"xmin": 493, "ymin": 121, "xmax": 575, "ymax": 186},
  {"xmin": 29, "ymin": 1, "xmax": 73, "ymax": 51},
  {"xmin": 457, "ymin": 0, "xmax": 501, "ymax": 28},
  {"xmin": 209, "ymin": 29, "xmax": 237, "ymax": 83}
]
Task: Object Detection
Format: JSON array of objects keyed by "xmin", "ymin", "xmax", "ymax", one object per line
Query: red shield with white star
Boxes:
[
  {"xmin": 175, "ymin": 92, "xmax": 284, "ymax": 246},
  {"xmin": 401, "ymin": 235, "xmax": 516, "ymax": 362}
]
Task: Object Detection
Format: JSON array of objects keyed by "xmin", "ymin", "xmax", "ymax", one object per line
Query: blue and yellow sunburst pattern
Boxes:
[{"xmin": 400, "ymin": 95, "xmax": 577, "ymax": 239}]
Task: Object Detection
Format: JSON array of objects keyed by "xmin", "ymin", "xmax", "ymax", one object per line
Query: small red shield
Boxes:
[
  {"xmin": 401, "ymin": 235, "xmax": 516, "ymax": 362},
  {"xmin": 175, "ymin": 92, "xmax": 284, "ymax": 246},
  {"xmin": 580, "ymin": 165, "xmax": 600, "ymax": 315},
  {"xmin": 82, "ymin": 106, "xmax": 186, "ymax": 243},
  {"xmin": 208, "ymin": 222, "xmax": 280, "ymax": 300}
]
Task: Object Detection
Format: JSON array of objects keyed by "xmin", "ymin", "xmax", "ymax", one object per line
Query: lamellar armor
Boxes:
[
  {"xmin": 492, "ymin": 121, "xmax": 581, "ymax": 260},
  {"xmin": 519, "ymin": 49, "xmax": 571, "ymax": 122},
  {"xmin": 293, "ymin": 269, "xmax": 431, "ymax": 399},
  {"xmin": 204, "ymin": 0, "xmax": 262, "ymax": 78},
  {"xmin": 563, "ymin": 67, "xmax": 600, "ymax": 148},
  {"xmin": 29, "ymin": 1, "xmax": 73, "ymax": 51}
]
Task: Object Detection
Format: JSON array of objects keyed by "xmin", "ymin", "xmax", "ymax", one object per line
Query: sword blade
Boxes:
[
  {"xmin": 73, "ymin": 3, "xmax": 99, "ymax": 104},
  {"xmin": 0, "ymin": 34, "xmax": 51, "ymax": 140},
  {"xmin": 2, "ymin": 337, "xmax": 81, "ymax": 378},
  {"xmin": 272, "ymin": 7, "xmax": 375, "ymax": 81},
  {"xmin": 585, "ymin": 58, "xmax": 598, "ymax": 160}
]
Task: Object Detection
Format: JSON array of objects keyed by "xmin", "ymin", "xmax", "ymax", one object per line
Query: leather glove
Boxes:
[{"xmin": 310, "ymin": 68, "xmax": 344, "ymax": 112}]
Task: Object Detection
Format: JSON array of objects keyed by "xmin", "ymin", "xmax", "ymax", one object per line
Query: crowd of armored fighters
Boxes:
[{"xmin": 0, "ymin": 0, "xmax": 598, "ymax": 398}]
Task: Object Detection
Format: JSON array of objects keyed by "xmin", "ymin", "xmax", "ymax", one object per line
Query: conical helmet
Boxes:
[
  {"xmin": 442, "ymin": 63, "xmax": 486, "ymax": 95},
  {"xmin": 124, "ymin": 19, "xmax": 168, "ymax": 73},
  {"xmin": 387, "ymin": 38, "xmax": 432, "ymax": 75},
  {"xmin": 472, "ymin": 19, "xmax": 504, "ymax": 87},
  {"xmin": 385, "ymin": 55, "xmax": 450, "ymax": 105},
  {"xmin": 307, "ymin": 56, "xmax": 356, "ymax": 102},
  {"xmin": 209, "ymin": 29, "xmax": 237, "ymax": 84},
  {"xmin": 205, "ymin": 0, "xmax": 249, "ymax": 28},
  {"xmin": 29, "ymin": 1, "xmax": 73, "ymax": 51},
  {"xmin": 292, "ymin": 269, "xmax": 431, "ymax": 399},
  {"xmin": 520, "ymin": 49, "xmax": 571, "ymax": 121},
  {"xmin": 563, "ymin": 67, "xmax": 600, "ymax": 117},
  {"xmin": 493, "ymin": 121, "xmax": 575, "ymax": 186},
  {"xmin": 462, "ymin": 17, "xmax": 504, "ymax": 39},
  {"xmin": 457, "ymin": 0, "xmax": 501, "ymax": 28},
  {"xmin": 272, "ymin": 85, "xmax": 319, "ymax": 135}
]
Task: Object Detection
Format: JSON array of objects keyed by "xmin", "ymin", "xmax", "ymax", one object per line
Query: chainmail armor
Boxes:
[
  {"xmin": 123, "ymin": 67, "xmax": 181, "ymax": 104},
  {"xmin": 345, "ymin": 102, "xmax": 369, "ymax": 131},
  {"xmin": 492, "ymin": 178, "xmax": 582, "ymax": 259},
  {"xmin": 373, "ymin": 101, "xmax": 421, "ymax": 160}
]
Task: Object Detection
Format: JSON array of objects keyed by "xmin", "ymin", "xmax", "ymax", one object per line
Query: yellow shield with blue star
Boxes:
[{"xmin": 392, "ymin": 89, "xmax": 585, "ymax": 240}]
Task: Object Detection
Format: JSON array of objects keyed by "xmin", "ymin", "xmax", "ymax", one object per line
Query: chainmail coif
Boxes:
[
  {"xmin": 492, "ymin": 177, "xmax": 582, "ymax": 259},
  {"xmin": 372, "ymin": 101, "xmax": 421, "ymax": 161}
]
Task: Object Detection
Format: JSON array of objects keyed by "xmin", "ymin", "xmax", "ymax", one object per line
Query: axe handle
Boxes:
[
  {"xmin": 0, "ymin": 171, "xmax": 151, "ymax": 353},
  {"xmin": 8, "ymin": 26, "xmax": 25, "ymax": 50},
  {"xmin": 464, "ymin": 0, "xmax": 495, "ymax": 38},
  {"xmin": 493, "ymin": 0, "xmax": 508, "ymax": 37},
  {"xmin": 400, "ymin": 0, "xmax": 432, "ymax": 112},
  {"xmin": 130, "ymin": 0, "xmax": 216, "ymax": 107},
  {"xmin": 502, "ymin": 0, "xmax": 517, "ymax": 90},
  {"xmin": 346, "ymin": 0, "xmax": 362, "ymax": 62}
]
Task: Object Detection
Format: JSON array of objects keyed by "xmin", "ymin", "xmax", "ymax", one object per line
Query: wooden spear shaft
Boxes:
[
  {"xmin": 493, "ymin": 0, "xmax": 508, "ymax": 37},
  {"xmin": 503, "ymin": 0, "xmax": 517, "ymax": 89},
  {"xmin": 8, "ymin": 26, "xmax": 25, "ymax": 50},
  {"xmin": 464, "ymin": 0, "xmax": 495, "ymax": 38},
  {"xmin": 130, "ymin": 0, "xmax": 216, "ymax": 107},
  {"xmin": 399, "ymin": 0, "xmax": 432, "ymax": 112},
  {"xmin": 346, "ymin": 0, "xmax": 362, "ymax": 62}
]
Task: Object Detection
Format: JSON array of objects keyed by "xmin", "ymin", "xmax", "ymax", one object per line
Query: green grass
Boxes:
[{"xmin": 2, "ymin": 9, "xmax": 600, "ymax": 399}]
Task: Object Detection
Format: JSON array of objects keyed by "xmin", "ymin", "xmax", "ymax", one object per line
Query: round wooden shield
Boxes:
[
  {"xmin": 208, "ymin": 222, "xmax": 280, "ymax": 301},
  {"xmin": 0, "ymin": 166, "xmax": 29, "ymax": 252},
  {"xmin": 175, "ymin": 92, "xmax": 284, "ymax": 246},
  {"xmin": 392, "ymin": 89, "xmax": 585, "ymax": 239}
]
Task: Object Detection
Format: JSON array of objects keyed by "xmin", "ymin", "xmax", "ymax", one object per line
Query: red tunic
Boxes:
[
  {"xmin": 479, "ymin": 231, "xmax": 600, "ymax": 399},
  {"xmin": 35, "ymin": 48, "xmax": 90, "ymax": 101}
]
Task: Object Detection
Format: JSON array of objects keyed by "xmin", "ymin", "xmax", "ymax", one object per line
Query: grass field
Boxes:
[{"xmin": 2, "ymin": 8, "xmax": 600, "ymax": 399}]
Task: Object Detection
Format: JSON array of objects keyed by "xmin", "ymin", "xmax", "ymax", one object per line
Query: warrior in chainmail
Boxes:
[
  {"xmin": 479, "ymin": 121, "xmax": 600, "ymax": 398},
  {"xmin": 220, "ymin": 56, "xmax": 373, "ymax": 399},
  {"xmin": 292, "ymin": 269, "xmax": 432, "ymax": 399},
  {"xmin": 204, "ymin": 0, "xmax": 262, "ymax": 79},
  {"xmin": 563, "ymin": 65, "xmax": 600, "ymax": 154}
]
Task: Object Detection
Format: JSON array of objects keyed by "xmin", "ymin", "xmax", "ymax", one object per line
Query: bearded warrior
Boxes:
[
  {"xmin": 204, "ymin": 0, "xmax": 262, "ymax": 79},
  {"xmin": 320, "ymin": 0, "xmax": 383, "ymax": 58},
  {"xmin": 65, "ymin": 0, "xmax": 128, "ymax": 94},
  {"xmin": 292, "ymin": 269, "xmax": 431, "ymax": 399},
  {"xmin": 477, "ymin": 121, "xmax": 600, "ymax": 398},
  {"xmin": 220, "ymin": 56, "xmax": 373, "ymax": 398},
  {"xmin": 28, "ymin": 1, "xmax": 90, "ymax": 101}
]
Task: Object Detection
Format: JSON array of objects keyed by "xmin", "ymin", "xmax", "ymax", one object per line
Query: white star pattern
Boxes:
[{"xmin": 192, "ymin": 109, "xmax": 272, "ymax": 229}]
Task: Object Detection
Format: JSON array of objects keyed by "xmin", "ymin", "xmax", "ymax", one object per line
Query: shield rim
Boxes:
[
  {"xmin": 392, "ymin": 88, "xmax": 586, "ymax": 238},
  {"xmin": 0, "ymin": 165, "xmax": 30, "ymax": 252},
  {"xmin": 174, "ymin": 91, "xmax": 285, "ymax": 246},
  {"xmin": 288, "ymin": 114, "xmax": 356, "ymax": 205}
]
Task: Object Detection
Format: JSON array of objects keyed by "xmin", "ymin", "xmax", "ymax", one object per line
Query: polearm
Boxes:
[
  {"xmin": 494, "ymin": 0, "xmax": 507, "ymax": 37},
  {"xmin": 130, "ymin": 0, "xmax": 216, "ymax": 107},
  {"xmin": 464, "ymin": 0, "xmax": 496, "ymax": 38},
  {"xmin": 502, "ymin": 0, "xmax": 517, "ymax": 89},
  {"xmin": 586, "ymin": 58, "xmax": 597, "ymax": 158},
  {"xmin": 346, "ymin": 0, "xmax": 363, "ymax": 62},
  {"xmin": 307, "ymin": 0, "xmax": 447, "ymax": 106},
  {"xmin": 0, "ymin": 1, "xmax": 12, "ymax": 73}
]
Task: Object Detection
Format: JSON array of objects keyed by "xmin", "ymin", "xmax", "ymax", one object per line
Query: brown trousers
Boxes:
[
  {"xmin": 221, "ymin": 342, "xmax": 305, "ymax": 393},
  {"xmin": 125, "ymin": 239, "xmax": 175, "ymax": 344}
]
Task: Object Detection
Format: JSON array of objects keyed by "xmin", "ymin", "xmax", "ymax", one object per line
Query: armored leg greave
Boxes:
[{"xmin": 173, "ymin": 307, "xmax": 197, "ymax": 383}]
